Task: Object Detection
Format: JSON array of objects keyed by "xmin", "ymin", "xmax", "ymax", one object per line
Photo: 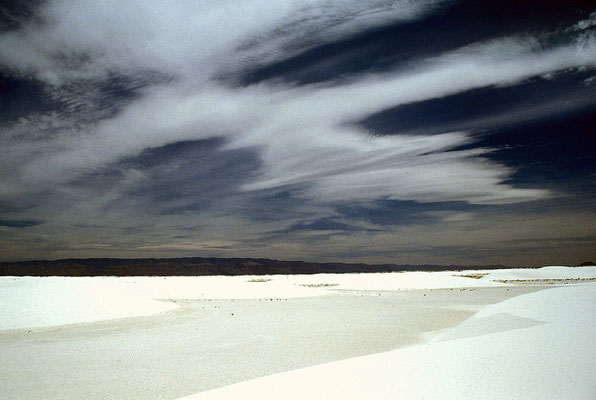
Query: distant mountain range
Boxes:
[{"xmin": 0, "ymin": 257, "xmax": 515, "ymax": 276}]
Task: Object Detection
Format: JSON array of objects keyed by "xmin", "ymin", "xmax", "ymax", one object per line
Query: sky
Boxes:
[{"xmin": 0, "ymin": 0, "xmax": 594, "ymax": 265}]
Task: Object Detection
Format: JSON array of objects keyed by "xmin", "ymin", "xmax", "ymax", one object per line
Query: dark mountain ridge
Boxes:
[{"xmin": 0, "ymin": 257, "xmax": 514, "ymax": 276}]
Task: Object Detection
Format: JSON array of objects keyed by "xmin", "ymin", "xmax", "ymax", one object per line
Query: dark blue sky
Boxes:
[{"xmin": 0, "ymin": 0, "xmax": 594, "ymax": 264}]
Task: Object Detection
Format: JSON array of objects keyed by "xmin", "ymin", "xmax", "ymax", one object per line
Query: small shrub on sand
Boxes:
[
  {"xmin": 454, "ymin": 273, "xmax": 489, "ymax": 279},
  {"xmin": 299, "ymin": 283, "xmax": 339, "ymax": 288}
]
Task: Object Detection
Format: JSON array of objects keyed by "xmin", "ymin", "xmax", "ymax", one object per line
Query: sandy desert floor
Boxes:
[{"xmin": 1, "ymin": 267, "xmax": 594, "ymax": 399}]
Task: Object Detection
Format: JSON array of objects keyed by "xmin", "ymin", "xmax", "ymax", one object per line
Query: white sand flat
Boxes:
[
  {"xmin": 0, "ymin": 267, "xmax": 594, "ymax": 399},
  {"xmin": 177, "ymin": 284, "xmax": 596, "ymax": 400},
  {"xmin": 4, "ymin": 266, "xmax": 594, "ymax": 330}
]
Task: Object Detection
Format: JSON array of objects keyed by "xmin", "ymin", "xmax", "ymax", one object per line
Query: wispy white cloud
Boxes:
[
  {"xmin": 1, "ymin": 1, "xmax": 595, "ymax": 262},
  {"xmin": 0, "ymin": 0, "xmax": 440, "ymax": 83},
  {"xmin": 15, "ymin": 32, "xmax": 595, "ymax": 204}
]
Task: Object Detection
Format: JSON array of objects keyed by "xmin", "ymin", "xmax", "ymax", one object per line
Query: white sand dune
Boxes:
[
  {"xmin": 1, "ymin": 266, "xmax": 595, "ymax": 330},
  {"xmin": 0, "ymin": 266, "xmax": 594, "ymax": 399},
  {"xmin": 0, "ymin": 275, "xmax": 328, "ymax": 330},
  {"xmin": 0, "ymin": 277, "xmax": 178, "ymax": 330},
  {"xmin": 178, "ymin": 283, "xmax": 596, "ymax": 400}
]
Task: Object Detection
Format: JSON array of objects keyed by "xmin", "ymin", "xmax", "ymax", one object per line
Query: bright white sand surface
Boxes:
[
  {"xmin": 4, "ymin": 266, "xmax": 593, "ymax": 330},
  {"xmin": 179, "ymin": 283, "xmax": 596, "ymax": 400},
  {"xmin": 0, "ymin": 266, "xmax": 594, "ymax": 399},
  {"xmin": 0, "ymin": 275, "xmax": 330, "ymax": 330},
  {"xmin": 0, "ymin": 277, "xmax": 178, "ymax": 330}
]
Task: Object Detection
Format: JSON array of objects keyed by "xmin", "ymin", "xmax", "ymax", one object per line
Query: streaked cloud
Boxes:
[{"xmin": 0, "ymin": 1, "xmax": 594, "ymax": 262}]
